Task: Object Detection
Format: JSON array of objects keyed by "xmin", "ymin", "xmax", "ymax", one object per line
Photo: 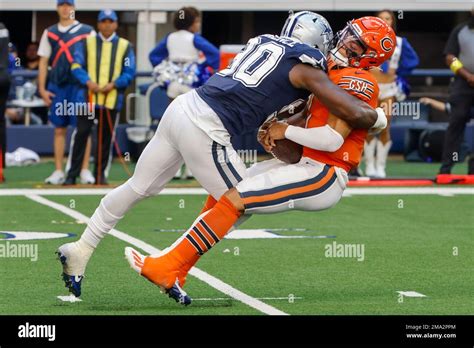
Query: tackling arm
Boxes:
[{"xmin": 289, "ymin": 64, "xmax": 386, "ymax": 129}]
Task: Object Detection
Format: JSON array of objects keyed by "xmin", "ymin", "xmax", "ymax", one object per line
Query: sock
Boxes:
[
  {"xmin": 174, "ymin": 195, "xmax": 219, "ymax": 275},
  {"xmin": 141, "ymin": 196, "xmax": 242, "ymax": 288},
  {"xmin": 175, "ymin": 195, "xmax": 246, "ymax": 280},
  {"xmin": 199, "ymin": 195, "xmax": 218, "ymax": 214},
  {"xmin": 80, "ymin": 180, "xmax": 145, "ymax": 249},
  {"xmin": 162, "ymin": 196, "xmax": 242, "ymax": 268},
  {"xmin": 76, "ymin": 238, "xmax": 94, "ymax": 255}
]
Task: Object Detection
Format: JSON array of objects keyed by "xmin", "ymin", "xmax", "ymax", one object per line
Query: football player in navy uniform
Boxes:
[{"xmin": 57, "ymin": 12, "xmax": 388, "ymax": 303}]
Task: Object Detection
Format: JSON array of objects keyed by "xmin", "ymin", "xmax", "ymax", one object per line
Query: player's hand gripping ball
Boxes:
[
  {"xmin": 266, "ymin": 122, "xmax": 303, "ymax": 164},
  {"xmin": 258, "ymin": 100, "xmax": 307, "ymax": 163}
]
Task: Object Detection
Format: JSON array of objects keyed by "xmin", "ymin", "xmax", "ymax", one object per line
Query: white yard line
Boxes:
[
  {"xmin": 25, "ymin": 194, "xmax": 288, "ymax": 316},
  {"xmin": 193, "ymin": 296, "xmax": 303, "ymax": 301},
  {"xmin": 0, "ymin": 188, "xmax": 206, "ymax": 196},
  {"xmin": 1, "ymin": 186, "xmax": 474, "ymax": 196},
  {"xmin": 437, "ymin": 192, "xmax": 455, "ymax": 197}
]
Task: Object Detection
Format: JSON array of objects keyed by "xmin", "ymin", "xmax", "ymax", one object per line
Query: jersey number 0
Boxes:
[{"xmin": 218, "ymin": 38, "xmax": 286, "ymax": 87}]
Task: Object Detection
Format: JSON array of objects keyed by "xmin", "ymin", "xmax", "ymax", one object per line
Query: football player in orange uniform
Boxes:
[{"xmin": 125, "ymin": 17, "xmax": 396, "ymax": 304}]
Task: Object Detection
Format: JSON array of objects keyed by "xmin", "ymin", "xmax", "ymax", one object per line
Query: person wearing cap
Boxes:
[
  {"xmin": 64, "ymin": 9, "xmax": 135, "ymax": 185},
  {"xmin": 38, "ymin": 0, "xmax": 95, "ymax": 185}
]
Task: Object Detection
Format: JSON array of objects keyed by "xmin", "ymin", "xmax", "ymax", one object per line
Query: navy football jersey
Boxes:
[{"xmin": 196, "ymin": 34, "xmax": 327, "ymax": 136}]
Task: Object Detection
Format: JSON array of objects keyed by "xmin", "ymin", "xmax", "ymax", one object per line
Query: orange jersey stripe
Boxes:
[{"xmin": 242, "ymin": 166, "xmax": 335, "ymax": 206}]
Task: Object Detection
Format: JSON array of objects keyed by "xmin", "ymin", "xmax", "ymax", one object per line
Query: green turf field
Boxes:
[
  {"xmin": 0, "ymin": 156, "xmax": 470, "ymax": 188},
  {"xmin": 1, "ymin": 186, "xmax": 473, "ymax": 315}
]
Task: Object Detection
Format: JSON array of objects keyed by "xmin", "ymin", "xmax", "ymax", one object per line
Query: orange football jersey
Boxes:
[{"xmin": 302, "ymin": 67, "xmax": 379, "ymax": 172}]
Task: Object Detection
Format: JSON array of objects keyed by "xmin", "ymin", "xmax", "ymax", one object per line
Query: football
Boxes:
[
  {"xmin": 271, "ymin": 138, "xmax": 303, "ymax": 164},
  {"xmin": 269, "ymin": 99, "xmax": 307, "ymax": 164},
  {"xmin": 275, "ymin": 99, "xmax": 307, "ymax": 121}
]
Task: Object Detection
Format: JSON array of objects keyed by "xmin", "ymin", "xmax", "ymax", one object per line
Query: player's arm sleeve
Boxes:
[
  {"xmin": 149, "ymin": 36, "xmax": 169, "ymax": 67},
  {"xmin": 70, "ymin": 41, "xmax": 90, "ymax": 86},
  {"xmin": 444, "ymin": 24, "xmax": 462, "ymax": 57},
  {"xmin": 285, "ymin": 124, "xmax": 344, "ymax": 152},
  {"xmin": 114, "ymin": 44, "xmax": 136, "ymax": 89},
  {"xmin": 193, "ymin": 34, "xmax": 220, "ymax": 70}
]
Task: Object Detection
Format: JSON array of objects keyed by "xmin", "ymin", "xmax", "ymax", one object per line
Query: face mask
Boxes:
[{"xmin": 329, "ymin": 47, "xmax": 349, "ymax": 67}]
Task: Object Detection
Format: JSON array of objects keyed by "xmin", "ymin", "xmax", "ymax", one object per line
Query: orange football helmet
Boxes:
[{"xmin": 330, "ymin": 16, "xmax": 396, "ymax": 69}]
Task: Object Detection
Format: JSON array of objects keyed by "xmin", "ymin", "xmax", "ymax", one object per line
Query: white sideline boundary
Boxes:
[
  {"xmin": 25, "ymin": 194, "xmax": 288, "ymax": 316},
  {"xmin": 2, "ymin": 186, "xmax": 474, "ymax": 196}
]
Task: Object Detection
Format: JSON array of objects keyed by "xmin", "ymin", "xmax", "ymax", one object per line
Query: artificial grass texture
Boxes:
[{"xmin": 1, "ymin": 193, "xmax": 472, "ymax": 315}]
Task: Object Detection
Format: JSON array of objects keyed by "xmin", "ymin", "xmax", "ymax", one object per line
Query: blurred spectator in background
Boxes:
[
  {"xmin": 0, "ymin": 22, "xmax": 11, "ymax": 182},
  {"xmin": 38, "ymin": 0, "xmax": 95, "ymax": 185},
  {"xmin": 420, "ymin": 97, "xmax": 450, "ymax": 113},
  {"xmin": 24, "ymin": 41, "xmax": 49, "ymax": 124},
  {"xmin": 5, "ymin": 107, "xmax": 42, "ymax": 125},
  {"xmin": 8, "ymin": 43, "xmax": 19, "ymax": 71},
  {"xmin": 149, "ymin": 6, "xmax": 219, "ymax": 179},
  {"xmin": 149, "ymin": 7, "xmax": 219, "ymax": 100},
  {"xmin": 24, "ymin": 41, "xmax": 40, "ymax": 70},
  {"xmin": 65, "ymin": 9, "xmax": 136, "ymax": 185},
  {"xmin": 364, "ymin": 9, "xmax": 419, "ymax": 178},
  {"xmin": 439, "ymin": 9, "xmax": 474, "ymax": 175}
]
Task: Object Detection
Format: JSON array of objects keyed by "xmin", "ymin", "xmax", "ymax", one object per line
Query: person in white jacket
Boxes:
[{"xmin": 149, "ymin": 7, "xmax": 220, "ymax": 179}]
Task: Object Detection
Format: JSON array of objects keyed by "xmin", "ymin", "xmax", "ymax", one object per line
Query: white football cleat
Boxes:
[
  {"xmin": 365, "ymin": 163, "xmax": 377, "ymax": 177},
  {"xmin": 56, "ymin": 241, "xmax": 93, "ymax": 297},
  {"xmin": 45, "ymin": 170, "xmax": 65, "ymax": 185},
  {"xmin": 375, "ymin": 166, "xmax": 387, "ymax": 178},
  {"xmin": 363, "ymin": 139, "xmax": 377, "ymax": 177},
  {"xmin": 183, "ymin": 165, "xmax": 194, "ymax": 180},
  {"xmin": 174, "ymin": 167, "xmax": 182, "ymax": 179},
  {"xmin": 375, "ymin": 140, "xmax": 391, "ymax": 179},
  {"xmin": 80, "ymin": 169, "xmax": 95, "ymax": 184},
  {"xmin": 125, "ymin": 246, "xmax": 144, "ymax": 274}
]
